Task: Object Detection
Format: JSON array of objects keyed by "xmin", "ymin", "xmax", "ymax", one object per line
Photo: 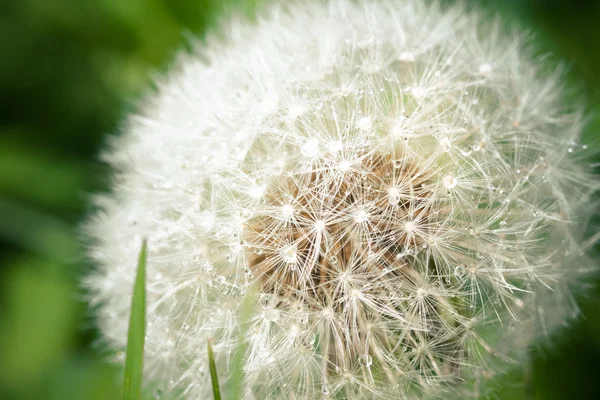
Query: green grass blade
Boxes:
[
  {"xmin": 122, "ymin": 240, "xmax": 147, "ymax": 400},
  {"xmin": 207, "ymin": 339, "xmax": 222, "ymax": 400},
  {"xmin": 230, "ymin": 285, "xmax": 257, "ymax": 400}
]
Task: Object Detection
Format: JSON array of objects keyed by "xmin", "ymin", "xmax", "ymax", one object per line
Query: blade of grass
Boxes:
[
  {"xmin": 122, "ymin": 240, "xmax": 147, "ymax": 400},
  {"xmin": 207, "ymin": 339, "xmax": 222, "ymax": 400},
  {"xmin": 229, "ymin": 285, "xmax": 257, "ymax": 400}
]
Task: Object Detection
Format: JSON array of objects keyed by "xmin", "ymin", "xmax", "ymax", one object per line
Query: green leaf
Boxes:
[
  {"xmin": 207, "ymin": 339, "xmax": 221, "ymax": 400},
  {"xmin": 122, "ymin": 240, "xmax": 147, "ymax": 400}
]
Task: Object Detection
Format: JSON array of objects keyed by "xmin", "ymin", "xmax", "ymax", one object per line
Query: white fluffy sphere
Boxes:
[{"xmin": 85, "ymin": 0, "xmax": 597, "ymax": 398}]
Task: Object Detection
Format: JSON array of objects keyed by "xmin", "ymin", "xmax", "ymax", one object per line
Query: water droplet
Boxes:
[
  {"xmin": 314, "ymin": 220, "xmax": 326, "ymax": 231},
  {"xmin": 198, "ymin": 211, "xmax": 215, "ymax": 231},
  {"xmin": 226, "ymin": 254, "xmax": 234, "ymax": 262},
  {"xmin": 338, "ymin": 160, "xmax": 351, "ymax": 171},
  {"xmin": 442, "ymin": 175, "xmax": 458, "ymax": 189},
  {"xmin": 329, "ymin": 140, "xmax": 343, "ymax": 153},
  {"xmin": 354, "ymin": 209, "xmax": 369, "ymax": 223},
  {"xmin": 321, "ymin": 384, "xmax": 330, "ymax": 395},
  {"xmin": 200, "ymin": 260, "xmax": 213, "ymax": 272},
  {"xmin": 263, "ymin": 308, "xmax": 280, "ymax": 322},
  {"xmin": 360, "ymin": 354, "xmax": 373, "ymax": 367},
  {"xmin": 567, "ymin": 147, "xmax": 573, "ymax": 153},
  {"xmin": 300, "ymin": 138, "xmax": 320, "ymax": 158},
  {"xmin": 288, "ymin": 104, "xmax": 305, "ymax": 120},
  {"xmin": 388, "ymin": 187, "xmax": 401, "ymax": 205},
  {"xmin": 411, "ymin": 86, "xmax": 426, "ymax": 99},
  {"xmin": 282, "ymin": 245, "xmax": 297, "ymax": 264},
  {"xmin": 439, "ymin": 137, "xmax": 452, "ymax": 152},
  {"xmin": 459, "ymin": 146, "xmax": 472, "ymax": 156},
  {"xmin": 358, "ymin": 116, "xmax": 372, "ymax": 131},
  {"xmin": 454, "ymin": 265, "xmax": 466, "ymax": 277},
  {"xmin": 282, "ymin": 204, "xmax": 294, "ymax": 217},
  {"xmin": 392, "ymin": 159, "xmax": 403, "ymax": 168},
  {"xmin": 479, "ymin": 63, "xmax": 493, "ymax": 76},
  {"xmin": 398, "ymin": 51, "xmax": 415, "ymax": 62},
  {"xmin": 249, "ymin": 186, "xmax": 265, "ymax": 199},
  {"xmin": 299, "ymin": 313, "xmax": 309, "ymax": 325}
]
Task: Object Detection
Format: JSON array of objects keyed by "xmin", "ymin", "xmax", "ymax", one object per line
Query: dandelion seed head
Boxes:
[{"xmin": 86, "ymin": 0, "xmax": 598, "ymax": 398}]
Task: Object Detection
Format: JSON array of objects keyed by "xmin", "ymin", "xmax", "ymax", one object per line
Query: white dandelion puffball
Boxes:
[{"xmin": 86, "ymin": 0, "xmax": 598, "ymax": 398}]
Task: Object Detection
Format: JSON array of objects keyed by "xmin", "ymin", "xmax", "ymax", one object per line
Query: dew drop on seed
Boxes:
[
  {"xmin": 282, "ymin": 204, "xmax": 294, "ymax": 217},
  {"xmin": 454, "ymin": 265, "xmax": 466, "ymax": 277},
  {"xmin": 329, "ymin": 140, "xmax": 343, "ymax": 153},
  {"xmin": 398, "ymin": 51, "xmax": 415, "ymax": 62},
  {"xmin": 354, "ymin": 210, "xmax": 369, "ymax": 223},
  {"xmin": 479, "ymin": 63, "xmax": 493, "ymax": 76},
  {"xmin": 411, "ymin": 86, "xmax": 426, "ymax": 99},
  {"xmin": 248, "ymin": 186, "xmax": 265, "ymax": 199},
  {"xmin": 301, "ymin": 138, "xmax": 320, "ymax": 157},
  {"xmin": 263, "ymin": 308, "xmax": 280, "ymax": 322},
  {"xmin": 339, "ymin": 160, "xmax": 351, "ymax": 171},
  {"xmin": 283, "ymin": 245, "xmax": 297, "ymax": 264},
  {"xmin": 321, "ymin": 384, "xmax": 330, "ymax": 395},
  {"xmin": 314, "ymin": 220, "xmax": 326, "ymax": 231},
  {"xmin": 443, "ymin": 175, "xmax": 458, "ymax": 189},
  {"xmin": 358, "ymin": 116, "xmax": 372, "ymax": 131},
  {"xmin": 388, "ymin": 187, "xmax": 401, "ymax": 205},
  {"xmin": 360, "ymin": 354, "xmax": 373, "ymax": 367},
  {"xmin": 459, "ymin": 146, "xmax": 472, "ymax": 156},
  {"xmin": 439, "ymin": 137, "xmax": 452, "ymax": 152}
]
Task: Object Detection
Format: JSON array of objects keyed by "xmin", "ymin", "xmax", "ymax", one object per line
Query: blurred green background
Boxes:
[{"xmin": 1, "ymin": 0, "xmax": 599, "ymax": 399}]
